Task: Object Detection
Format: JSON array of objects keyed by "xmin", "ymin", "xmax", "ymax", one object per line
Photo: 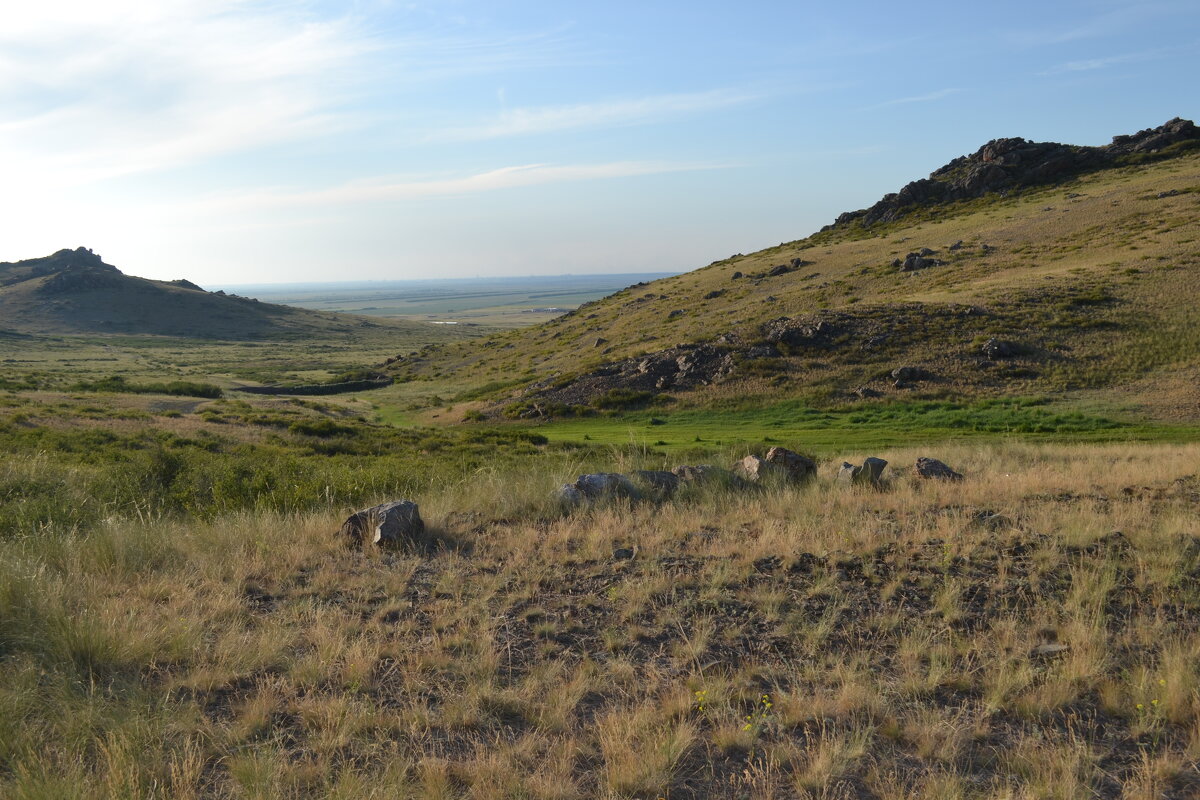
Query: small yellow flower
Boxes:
[
  {"xmin": 1136, "ymin": 703, "xmax": 1144, "ymax": 711},
  {"xmin": 1152, "ymin": 699, "xmax": 1159, "ymax": 706},
  {"xmin": 1159, "ymin": 679, "xmax": 1167, "ymax": 687}
]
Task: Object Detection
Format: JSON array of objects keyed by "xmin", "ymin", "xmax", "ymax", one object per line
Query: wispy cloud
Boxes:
[
  {"xmin": 433, "ymin": 89, "xmax": 762, "ymax": 141},
  {"xmin": 0, "ymin": 2, "xmax": 586, "ymax": 189},
  {"xmin": 194, "ymin": 160, "xmax": 736, "ymax": 213},
  {"xmin": 1007, "ymin": 1, "xmax": 1190, "ymax": 46},
  {"xmin": 866, "ymin": 88, "xmax": 963, "ymax": 110},
  {"xmin": 1038, "ymin": 48, "xmax": 1168, "ymax": 75}
]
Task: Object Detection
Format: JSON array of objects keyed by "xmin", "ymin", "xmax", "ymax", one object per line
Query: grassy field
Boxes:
[
  {"xmin": 505, "ymin": 398, "xmax": 1200, "ymax": 454},
  {"xmin": 0, "ymin": 324, "xmax": 478, "ymax": 392},
  {"xmin": 3, "ymin": 437, "xmax": 1200, "ymax": 798}
]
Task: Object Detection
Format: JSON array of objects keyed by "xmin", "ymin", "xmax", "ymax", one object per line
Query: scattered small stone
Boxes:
[
  {"xmin": 852, "ymin": 386, "xmax": 881, "ymax": 399},
  {"xmin": 918, "ymin": 247, "xmax": 936, "ymax": 256},
  {"xmin": 891, "ymin": 366, "xmax": 924, "ymax": 382},
  {"xmin": 593, "ymin": 337, "xmax": 608, "ymax": 347},
  {"xmin": 702, "ymin": 290, "xmax": 725, "ymax": 300},
  {"xmin": 731, "ymin": 271, "xmax": 743, "ymax": 279},
  {"xmin": 948, "ymin": 240, "xmax": 964, "ymax": 250},
  {"xmin": 1157, "ymin": 189, "xmax": 1180, "ymax": 199},
  {"xmin": 667, "ymin": 309, "xmax": 684, "ymax": 319},
  {"xmin": 612, "ymin": 547, "xmax": 635, "ymax": 560}
]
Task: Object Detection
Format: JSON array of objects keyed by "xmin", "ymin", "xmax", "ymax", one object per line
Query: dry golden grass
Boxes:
[{"xmin": 2, "ymin": 441, "xmax": 1200, "ymax": 797}]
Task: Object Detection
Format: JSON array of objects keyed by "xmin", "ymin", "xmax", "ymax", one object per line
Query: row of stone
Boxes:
[
  {"xmin": 338, "ymin": 451, "xmax": 965, "ymax": 549},
  {"xmin": 557, "ymin": 449, "xmax": 964, "ymax": 505}
]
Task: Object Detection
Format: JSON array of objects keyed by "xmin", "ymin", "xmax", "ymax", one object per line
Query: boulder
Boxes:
[
  {"xmin": 556, "ymin": 484, "xmax": 586, "ymax": 506},
  {"xmin": 891, "ymin": 366, "xmax": 924, "ymax": 382},
  {"xmin": 733, "ymin": 454, "xmax": 785, "ymax": 483},
  {"xmin": 899, "ymin": 252, "xmax": 944, "ymax": 271},
  {"xmin": 574, "ymin": 473, "xmax": 640, "ymax": 500},
  {"xmin": 672, "ymin": 464, "xmax": 740, "ymax": 486},
  {"xmin": 981, "ymin": 338, "xmax": 1019, "ymax": 359},
  {"xmin": 837, "ymin": 462, "xmax": 861, "ymax": 484},
  {"xmin": 630, "ymin": 469, "xmax": 680, "ymax": 497},
  {"xmin": 764, "ymin": 446, "xmax": 817, "ymax": 483},
  {"xmin": 338, "ymin": 500, "xmax": 424, "ymax": 549},
  {"xmin": 837, "ymin": 458, "xmax": 887, "ymax": 486},
  {"xmin": 914, "ymin": 457, "xmax": 964, "ymax": 482},
  {"xmin": 556, "ymin": 473, "xmax": 642, "ymax": 506}
]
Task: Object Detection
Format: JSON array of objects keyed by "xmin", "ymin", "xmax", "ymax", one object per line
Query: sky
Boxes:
[{"xmin": 1, "ymin": 1, "xmax": 1197, "ymax": 285}]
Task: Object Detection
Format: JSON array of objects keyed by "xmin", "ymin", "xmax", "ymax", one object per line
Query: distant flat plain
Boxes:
[{"xmin": 218, "ymin": 272, "xmax": 679, "ymax": 328}]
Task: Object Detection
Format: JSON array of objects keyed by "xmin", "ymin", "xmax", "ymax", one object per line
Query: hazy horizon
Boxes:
[{"xmin": 2, "ymin": 1, "xmax": 1197, "ymax": 286}]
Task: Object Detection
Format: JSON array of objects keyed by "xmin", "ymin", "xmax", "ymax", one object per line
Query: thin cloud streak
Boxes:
[
  {"xmin": 866, "ymin": 88, "xmax": 963, "ymax": 110},
  {"xmin": 193, "ymin": 160, "xmax": 738, "ymax": 213},
  {"xmin": 1038, "ymin": 47, "xmax": 1172, "ymax": 75},
  {"xmin": 433, "ymin": 89, "xmax": 762, "ymax": 141}
]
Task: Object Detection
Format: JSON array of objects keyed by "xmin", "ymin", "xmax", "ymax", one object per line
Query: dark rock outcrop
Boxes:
[{"xmin": 828, "ymin": 118, "xmax": 1199, "ymax": 229}]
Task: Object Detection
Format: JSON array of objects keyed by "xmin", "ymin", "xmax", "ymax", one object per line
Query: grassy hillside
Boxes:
[{"xmin": 391, "ymin": 148, "xmax": 1200, "ymax": 423}]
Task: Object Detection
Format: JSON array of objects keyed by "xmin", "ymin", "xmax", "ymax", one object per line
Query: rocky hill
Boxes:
[
  {"xmin": 388, "ymin": 118, "xmax": 1200, "ymax": 422},
  {"xmin": 829, "ymin": 117, "xmax": 1199, "ymax": 229},
  {"xmin": 0, "ymin": 247, "xmax": 457, "ymax": 341}
]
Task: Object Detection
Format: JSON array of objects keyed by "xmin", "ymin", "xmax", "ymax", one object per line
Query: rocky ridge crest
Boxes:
[{"xmin": 829, "ymin": 117, "xmax": 1199, "ymax": 228}]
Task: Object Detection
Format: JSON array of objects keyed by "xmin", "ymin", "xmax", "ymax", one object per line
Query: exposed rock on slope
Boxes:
[{"xmin": 830, "ymin": 117, "xmax": 1199, "ymax": 228}]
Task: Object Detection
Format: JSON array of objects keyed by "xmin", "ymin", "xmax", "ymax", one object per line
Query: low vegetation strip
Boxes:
[
  {"xmin": 234, "ymin": 377, "xmax": 393, "ymax": 396},
  {"xmin": 71, "ymin": 375, "xmax": 224, "ymax": 398},
  {"xmin": 1, "ymin": 442, "xmax": 1198, "ymax": 797}
]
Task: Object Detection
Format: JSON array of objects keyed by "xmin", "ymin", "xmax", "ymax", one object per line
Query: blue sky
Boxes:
[{"xmin": 1, "ymin": 0, "xmax": 1197, "ymax": 285}]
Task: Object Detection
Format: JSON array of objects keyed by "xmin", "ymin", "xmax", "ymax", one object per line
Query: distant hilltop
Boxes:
[
  {"xmin": 0, "ymin": 247, "xmax": 369, "ymax": 339},
  {"xmin": 830, "ymin": 117, "xmax": 1199, "ymax": 229}
]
